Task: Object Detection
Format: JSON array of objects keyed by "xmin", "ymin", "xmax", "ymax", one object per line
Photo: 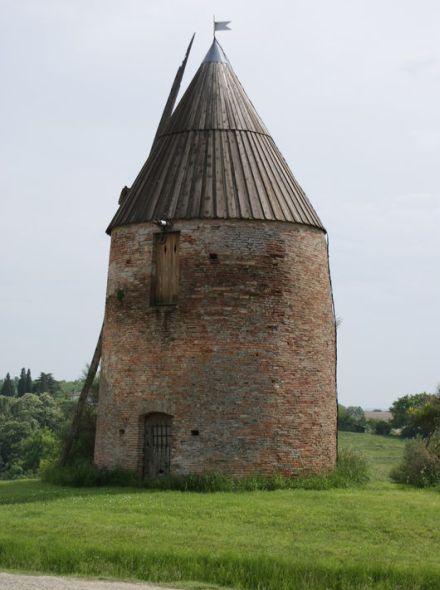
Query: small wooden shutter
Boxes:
[{"xmin": 152, "ymin": 232, "xmax": 180, "ymax": 305}]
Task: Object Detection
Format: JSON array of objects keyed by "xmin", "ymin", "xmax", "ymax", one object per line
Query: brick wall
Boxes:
[{"xmin": 94, "ymin": 219, "xmax": 337, "ymax": 477}]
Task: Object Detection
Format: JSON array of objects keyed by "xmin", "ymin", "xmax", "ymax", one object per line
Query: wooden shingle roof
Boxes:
[{"xmin": 107, "ymin": 39, "xmax": 324, "ymax": 233}]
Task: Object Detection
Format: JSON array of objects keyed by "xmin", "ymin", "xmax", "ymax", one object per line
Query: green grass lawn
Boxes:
[{"xmin": 0, "ymin": 433, "xmax": 439, "ymax": 590}]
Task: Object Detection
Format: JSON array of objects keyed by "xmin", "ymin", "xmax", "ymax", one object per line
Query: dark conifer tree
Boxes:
[
  {"xmin": 17, "ymin": 368, "xmax": 27, "ymax": 396},
  {"xmin": 46, "ymin": 373, "xmax": 58, "ymax": 394},
  {"xmin": 1, "ymin": 373, "xmax": 15, "ymax": 397},
  {"xmin": 33, "ymin": 372, "xmax": 58, "ymax": 395},
  {"xmin": 33, "ymin": 372, "xmax": 46, "ymax": 394},
  {"xmin": 25, "ymin": 369, "xmax": 33, "ymax": 393}
]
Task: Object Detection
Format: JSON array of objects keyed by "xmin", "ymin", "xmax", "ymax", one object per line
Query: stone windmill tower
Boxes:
[{"xmin": 94, "ymin": 36, "xmax": 337, "ymax": 479}]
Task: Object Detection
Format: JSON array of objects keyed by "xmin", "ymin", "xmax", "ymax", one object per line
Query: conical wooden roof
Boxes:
[{"xmin": 107, "ymin": 39, "xmax": 324, "ymax": 233}]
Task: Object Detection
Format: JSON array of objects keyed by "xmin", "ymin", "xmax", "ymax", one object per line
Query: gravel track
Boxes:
[{"xmin": 0, "ymin": 573, "xmax": 178, "ymax": 590}]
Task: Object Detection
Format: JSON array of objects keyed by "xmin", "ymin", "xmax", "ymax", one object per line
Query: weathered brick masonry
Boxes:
[{"xmin": 94, "ymin": 219, "xmax": 337, "ymax": 476}]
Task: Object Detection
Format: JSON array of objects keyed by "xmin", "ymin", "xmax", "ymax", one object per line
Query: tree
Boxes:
[
  {"xmin": 390, "ymin": 393, "xmax": 433, "ymax": 437},
  {"xmin": 369, "ymin": 419, "xmax": 392, "ymax": 436},
  {"xmin": 338, "ymin": 405, "xmax": 366, "ymax": 432},
  {"xmin": 17, "ymin": 368, "xmax": 27, "ymax": 397},
  {"xmin": 0, "ymin": 392, "xmax": 68, "ymax": 479},
  {"xmin": 25, "ymin": 369, "xmax": 33, "ymax": 394},
  {"xmin": 0, "ymin": 418, "xmax": 32, "ymax": 476},
  {"xmin": 21, "ymin": 428, "xmax": 58, "ymax": 472},
  {"xmin": 33, "ymin": 372, "xmax": 58, "ymax": 395},
  {"xmin": 0, "ymin": 373, "xmax": 15, "ymax": 397},
  {"xmin": 407, "ymin": 396, "xmax": 440, "ymax": 444}
]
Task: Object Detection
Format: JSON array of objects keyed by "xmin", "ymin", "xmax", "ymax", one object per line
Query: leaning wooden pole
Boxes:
[
  {"xmin": 151, "ymin": 33, "xmax": 195, "ymax": 147},
  {"xmin": 60, "ymin": 326, "xmax": 103, "ymax": 467}
]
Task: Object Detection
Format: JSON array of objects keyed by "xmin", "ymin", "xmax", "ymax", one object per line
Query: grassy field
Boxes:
[
  {"xmin": 1, "ymin": 433, "xmax": 439, "ymax": 590},
  {"xmin": 338, "ymin": 431, "xmax": 405, "ymax": 480}
]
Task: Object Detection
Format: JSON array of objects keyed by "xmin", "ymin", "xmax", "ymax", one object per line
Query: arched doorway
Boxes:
[{"xmin": 143, "ymin": 413, "xmax": 172, "ymax": 478}]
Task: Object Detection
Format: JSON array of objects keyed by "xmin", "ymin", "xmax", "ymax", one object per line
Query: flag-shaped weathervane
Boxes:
[{"xmin": 213, "ymin": 18, "xmax": 231, "ymax": 36}]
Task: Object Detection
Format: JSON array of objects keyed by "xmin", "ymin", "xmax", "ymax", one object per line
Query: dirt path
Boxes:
[{"xmin": 0, "ymin": 573, "xmax": 179, "ymax": 590}]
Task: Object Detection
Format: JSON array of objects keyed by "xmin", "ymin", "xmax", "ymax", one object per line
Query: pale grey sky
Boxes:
[{"xmin": 1, "ymin": 0, "xmax": 439, "ymax": 408}]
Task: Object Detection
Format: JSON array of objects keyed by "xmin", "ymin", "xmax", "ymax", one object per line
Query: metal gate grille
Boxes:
[
  {"xmin": 152, "ymin": 424, "xmax": 171, "ymax": 469},
  {"xmin": 144, "ymin": 414, "xmax": 172, "ymax": 478}
]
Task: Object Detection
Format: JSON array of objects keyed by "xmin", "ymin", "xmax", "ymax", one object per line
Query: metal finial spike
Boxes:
[{"xmin": 203, "ymin": 38, "xmax": 229, "ymax": 63}]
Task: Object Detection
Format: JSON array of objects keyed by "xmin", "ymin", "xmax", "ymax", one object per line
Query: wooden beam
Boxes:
[
  {"xmin": 151, "ymin": 33, "xmax": 195, "ymax": 148},
  {"xmin": 60, "ymin": 326, "xmax": 103, "ymax": 467}
]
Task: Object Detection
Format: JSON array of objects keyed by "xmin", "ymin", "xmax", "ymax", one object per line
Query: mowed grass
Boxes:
[{"xmin": 1, "ymin": 433, "xmax": 439, "ymax": 590}]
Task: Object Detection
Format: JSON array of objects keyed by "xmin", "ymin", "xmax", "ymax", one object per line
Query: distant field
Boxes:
[
  {"xmin": 1, "ymin": 433, "xmax": 439, "ymax": 590},
  {"xmin": 363, "ymin": 410, "xmax": 392, "ymax": 422}
]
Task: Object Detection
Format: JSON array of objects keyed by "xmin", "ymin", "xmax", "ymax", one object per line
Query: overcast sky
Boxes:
[{"xmin": 1, "ymin": 0, "xmax": 439, "ymax": 409}]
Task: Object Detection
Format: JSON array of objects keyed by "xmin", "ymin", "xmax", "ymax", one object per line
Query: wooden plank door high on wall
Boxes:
[{"xmin": 152, "ymin": 232, "xmax": 180, "ymax": 305}]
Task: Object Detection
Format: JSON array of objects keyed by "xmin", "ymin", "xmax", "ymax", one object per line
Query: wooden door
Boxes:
[
  {"xmin": 152, "ymin": 232, "xmax": 180, "ymax": 305},
  {"xmin": 144, "ymin": 413, "xmax": 172, "ymax": 478}
]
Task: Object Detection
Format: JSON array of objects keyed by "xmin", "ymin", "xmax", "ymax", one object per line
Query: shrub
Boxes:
[
  {"xmin": 391, "ymin": 438, "xmax": 440, "ymax": 487},
  {"xmin": 375, "ymin": 420, "xmax": 392, "ymax": 436},
  {"xmin": 41, "ymin": 448, "xmax": 369, "ymax": 491},
  {"xmin": 328, "ymin": 448, "xmax": 370, "ymax": 487},
  {"xmin": 40, "ymin": 460, "xmax": 138, "ymax": 487},
  {"xmin": 367, "ymin": 419, "xmax": 392, "ymax": 436}
]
